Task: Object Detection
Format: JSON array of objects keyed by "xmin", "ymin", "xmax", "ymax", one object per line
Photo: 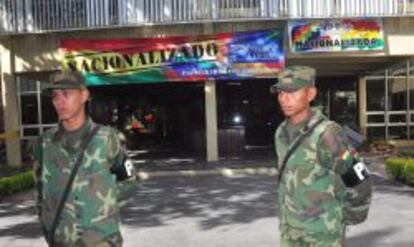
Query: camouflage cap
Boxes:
[
  {"xmin": 44, "ymin": 71, "xmax": 86, "ymax": 91},
  {"xmin": 270, "ymin": 66, "xmax": 316, "ymax": 93}
]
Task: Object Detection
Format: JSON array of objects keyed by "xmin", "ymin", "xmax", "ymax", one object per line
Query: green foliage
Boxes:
[
  {"xmin": 385, "ymin": 158, "xmax": 414, "ymax": 186},
  {"xmin": 397, "ymin": 149, "xmax": 414, "ymax": 158},
  {"xmin": 405, "ymin": 164, "xmax": 414, "ymax": 185},
  {"xmin": 0, "ymin": 171, "xmax": 34, "ymax": 197}
]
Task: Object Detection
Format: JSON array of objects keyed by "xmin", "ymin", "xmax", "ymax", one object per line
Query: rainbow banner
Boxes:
[
  {"xmin": 60, "ymin": 29, "xmax": 284, "ymax": 86},
  {"xmin": 289, "ymin": 19, "xmax": 384, "ymax": 53}
]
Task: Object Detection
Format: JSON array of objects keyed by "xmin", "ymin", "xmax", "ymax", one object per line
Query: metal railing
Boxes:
[{"xmin": 1, "ymin": 0, "xmax": 414, "ymax": 34}]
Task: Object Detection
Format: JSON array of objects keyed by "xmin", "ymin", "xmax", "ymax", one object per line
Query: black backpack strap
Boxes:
[
  {"xmin": 48, "ymin": 125, "xmax": 100, "ymax": 246},
  {"xmin": 277, "ymin": 118, "xmax": 324, "ymax": 183}
]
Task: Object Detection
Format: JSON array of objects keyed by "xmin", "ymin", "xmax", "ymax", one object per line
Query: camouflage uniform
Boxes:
[
  {"xmin": 275, "ymin": 109, "xmax": 347, "ymax": 246},
  {"xmin": 33, "ymin": 117, "xmax": 124, "ymax": 246},
  {"xmin": 272, "ymin": 66, "xmax": 371, "ymax": 247}
]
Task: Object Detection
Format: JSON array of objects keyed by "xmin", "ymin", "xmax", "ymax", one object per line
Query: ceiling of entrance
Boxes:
[{"xmin": 286, "ymin": 56, "xmax": 409, "ymax": 77}]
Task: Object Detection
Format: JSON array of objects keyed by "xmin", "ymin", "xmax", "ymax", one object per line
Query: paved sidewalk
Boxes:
[{"xmin": 1, "ymin": 154, "xmax": 413, "ymax": 246}]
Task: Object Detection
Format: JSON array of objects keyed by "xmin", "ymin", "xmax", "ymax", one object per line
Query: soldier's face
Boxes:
[
  {"xmin": 51, "ymin": 89, "xmax": 89, "ymax": 121},
  {"xmin": 277, "ymin": 87, "xmax": 316, "ymax": 119}
]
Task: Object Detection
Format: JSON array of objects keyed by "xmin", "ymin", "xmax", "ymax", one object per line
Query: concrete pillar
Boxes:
[
  {"xmin": 359, "ymin": 77, "xmax": 367, "ymax": 137},
  {"xmin": 0, "ymin": 37, "xmax": 22, "ymax": 167},
  {"xmin": 202, "ymin": 21, "xmax": 218, "ymax": 162},
  {"xmin": 204, "ymin": 80, "xmax": 218, "ymax": 162}
]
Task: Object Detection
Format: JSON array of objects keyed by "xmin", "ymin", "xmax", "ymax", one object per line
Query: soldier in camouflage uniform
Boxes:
[
  {"xmin": 32, "ymin": 71, "xmax": 125, "ymax": 246},
  {"xmin": 270, "ymin": 66, "xmax": 372, "ymax": 247}
]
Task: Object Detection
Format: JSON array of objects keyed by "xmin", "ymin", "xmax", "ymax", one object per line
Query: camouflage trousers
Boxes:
[
  {"xmin": 50, "ymin": 232, "xmax": 123, "ymax": 247},
  {"xmin": 280, "ymin": 228, "xmax": 345, "ymax": 247}
]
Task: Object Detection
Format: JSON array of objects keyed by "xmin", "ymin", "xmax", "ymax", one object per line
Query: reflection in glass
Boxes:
[
  {"xmin": 388, "ymin": 78, "xmax": 407, "ymax": 111},
  {"xmin": 367, "ymin": 127, "xmax": 385, "ymax": 140},
  {"xmin": 389, "ymin": 114, "xmax": 406, "ymax": 123},
  {"xmin": 405, "ymin": 0, "xmax": 414, "ymax": 14},
  {"xmin": 410, "ymin": 126, "xmax": 414, "ymax": 139},
  {"xmin": 21, "ymin": 95, "xmax": 38, "ymax": 124},
  {"xmin": 367, "ymin": 115, "xmax": 384, "ymax": 123},
  {"xmin": 316, "ymin": 77, "xmax": 357, "ymax": 129},
  {"xmin": 332, "ymin": 90, "xmax": 357, "ymax": 128},
  {"xmin": 41, "ymin": 95, "xmax": 57, "ymax": 124},
  {"xmin": 366, "ymin": 79, "xmax": 385, "ymax": 111},
  {"xmin": 410, "ymin": 78, "xmax": 414, "ymax": 109},
  {"xmin": 389, "ymin": 126, "xmax": 408, "ymax": 140},
  {"xmin": 367, "ymin": 69, "xmax": 385, "ymax": 77},
  {"xmin": 217, "ymin": 79, "xmax": 280, "ymax": 146},
  {"xmin": 23, "ymin": 128, "xmax": 39, "ymax": 136},
  {"xmin": 366, "ymin": 60, "xmax": 413, "ymax": 140},
  {"xmin": 388, "ymin": 65, "xmax": 407, "ymax": 77},
  {"xmin": 20, "ymin": 79, "xmax": 38, "ymax": 93}
]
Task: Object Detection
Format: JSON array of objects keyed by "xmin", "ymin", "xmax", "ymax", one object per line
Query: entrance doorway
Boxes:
[
  {"xmin": 217, "ymin": 79, "xmax": 283, "ymax": 149},
  {"xmin": 315, "ymin": 76, "xmax": 359, "ymax": 130},
  {"xmin": 89, "ymin": 78, "xmax": 282, "ymax": 157},
  {"xmin": 89, "ymin": 83, "xmax": 205, "ymax": 155}
]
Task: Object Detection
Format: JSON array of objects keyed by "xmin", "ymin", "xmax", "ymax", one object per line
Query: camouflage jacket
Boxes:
[
  {"xmin": 32, "ymin": 117, "xmax": 124, "ymax": 246},
  {"xmin": 274, "ymin": 108, "xmax": 370, "ymax": 238}
]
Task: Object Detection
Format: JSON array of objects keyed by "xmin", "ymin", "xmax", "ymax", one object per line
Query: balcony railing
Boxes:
[{"xmin": 1, "ymin": 0, "xmax": 414, "ymax": 34}]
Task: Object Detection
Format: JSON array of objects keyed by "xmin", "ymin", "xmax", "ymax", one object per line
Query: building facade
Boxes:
[{"xmin": 1, "ymin": 0, "xmax": 414, "ymax": 166}]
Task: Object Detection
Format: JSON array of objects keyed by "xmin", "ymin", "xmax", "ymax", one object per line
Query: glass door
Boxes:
[{"xmin": 315, "ymin": 76, "xmax": 358, "ymax": 130}]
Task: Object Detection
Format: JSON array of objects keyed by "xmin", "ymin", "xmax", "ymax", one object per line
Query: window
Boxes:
[
  {"xmin": 388, "ymin": 77, "xmax": 407, "ymax": 111},
  {"xmin": 405, "ymin": 0, "xmax": 414, "ymax": 14},
  {"xmin": 389, "ymin": 126, "xmax": 407, "ymax": 140},
  {"xmin": 17, "ymin": 75, "xmax": 57, "ymax": 139},
  {"xmin": 331, "ymin": 89, "xmax": 357, "ymax": 129},
  {"xmin": 409, "ymin": 78, "xmax": 414, "ymax": 110},
  {"xmin": 410, "ymin": 59, "xmax": 414, "ymax": 76},
  {"xmin": 366, "ymin": 79, "xmax": 385, "ymax": 111},
  {"xmin": 367, "ymin": 127, "xmax": 385, "ymax": 141},
  {"xmin": 365, "ymin": 60, "xmax": 414, "ymax": 140},
  {"xmin": 20, "ymin": 95, "xmax": 39, "ymax": 124}
]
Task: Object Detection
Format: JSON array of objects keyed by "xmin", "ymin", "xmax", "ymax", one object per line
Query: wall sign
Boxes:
[
  {"xmin": 61, "ymin": 29, "xmax": 284, "ymax": 85},
  {"xmin": 289, "ymin": 19, "xmax": 384, "ymax": 53}
]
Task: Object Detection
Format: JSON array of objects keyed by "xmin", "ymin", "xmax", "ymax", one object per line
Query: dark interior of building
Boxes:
[{"xmin": 88, "ymin": 79, "xmax": 282, "ymax": 157}]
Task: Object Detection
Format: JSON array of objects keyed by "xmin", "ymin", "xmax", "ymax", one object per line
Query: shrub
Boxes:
[
  {"xmin": 0, "ymin": 171, "xmax": 34, "ymax": 197},
  {"xmin": 385, "ymin": 158, "xmax": 414, "ymax": 186},
  {"xmin": 405, "ymin": 164, "xmax": 414, "ymax": 186},
  {"xmin": 397, "ymin": 149, "xmax": 414, "ymax": 158}
]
